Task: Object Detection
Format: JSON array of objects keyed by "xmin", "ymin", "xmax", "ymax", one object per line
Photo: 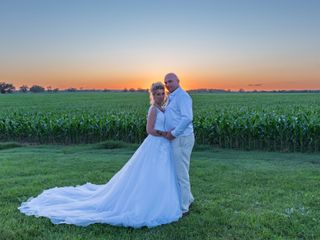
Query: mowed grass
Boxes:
[{"xmin": 1, "ymin": 142, "xmax": 320, "ymax": 239}]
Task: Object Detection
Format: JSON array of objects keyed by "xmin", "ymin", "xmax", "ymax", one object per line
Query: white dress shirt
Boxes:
[{"xmin": 164, "ymin": 87, "xmax": 194, "ymax": 137}]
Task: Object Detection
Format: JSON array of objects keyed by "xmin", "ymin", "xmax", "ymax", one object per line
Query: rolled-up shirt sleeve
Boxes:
[{"xmin": 171, "ymin": 94, "xmax": 193, "ymax": 137}]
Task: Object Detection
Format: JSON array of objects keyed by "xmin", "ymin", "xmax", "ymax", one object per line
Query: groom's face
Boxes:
[{"xmin": 164, "ymin": 77, "xmax": 179, "ymax": 93}]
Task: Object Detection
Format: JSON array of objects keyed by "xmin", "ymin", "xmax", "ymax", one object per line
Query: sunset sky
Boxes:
[{"xmin": 1, "ymin": 0, "xmax": 319, "ymax": 91}]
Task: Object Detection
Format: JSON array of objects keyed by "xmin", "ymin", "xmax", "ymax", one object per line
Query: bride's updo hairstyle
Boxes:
[{"xmin": 149, "ymin": 82, "xmax": 165, "ymax": 105}]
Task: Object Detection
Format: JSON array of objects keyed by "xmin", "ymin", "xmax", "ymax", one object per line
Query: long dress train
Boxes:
[{"xmin": 18, "ymin": 107, "xmax": 182, "ymax": 228}]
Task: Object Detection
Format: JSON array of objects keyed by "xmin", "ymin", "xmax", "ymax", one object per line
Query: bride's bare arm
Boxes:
[{"xmin": 146, "ymin": 106, "xmax": 163, "ymax": 136}]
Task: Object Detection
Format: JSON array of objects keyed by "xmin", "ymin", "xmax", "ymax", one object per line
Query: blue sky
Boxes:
[{"xmin": 1, "ymin": 0, "xmax": 319, "ymax": 90}]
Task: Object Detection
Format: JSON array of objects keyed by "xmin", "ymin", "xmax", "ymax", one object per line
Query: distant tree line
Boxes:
[
  {"xmin": 1, "ymin": 81, "xmax": 319, "ymax": 94},
  {"xmin": 187, "ymin": 89, "xmax": 320, "ymax": 94},
  {"xmin": 0, "ymin": 81, "xmax": 149, "ymax": 94},
  {"xmin": 0, "ymin": 82, "xmax": 58, "ymax": 93}
]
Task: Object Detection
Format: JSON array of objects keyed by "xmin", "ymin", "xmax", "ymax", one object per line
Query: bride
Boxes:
[{"xmin": 18, "ymin": 82, "xmax": 183, "ymax": 228}]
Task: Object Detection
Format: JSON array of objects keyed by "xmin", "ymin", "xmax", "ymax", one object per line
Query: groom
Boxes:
[{"xmin": 163, "ymin": 72, "xmax": 195, "ymax": 214}]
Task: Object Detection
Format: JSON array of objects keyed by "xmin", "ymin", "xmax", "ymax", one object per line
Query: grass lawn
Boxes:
[{"xmin": 0, "ymin": 142, "xmax": 320, "ymax": 240}]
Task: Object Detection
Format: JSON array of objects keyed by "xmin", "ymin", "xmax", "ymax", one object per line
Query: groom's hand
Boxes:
[{"xmin": 166, "ymin": 131, "xmax": 175, "ymax": 140}]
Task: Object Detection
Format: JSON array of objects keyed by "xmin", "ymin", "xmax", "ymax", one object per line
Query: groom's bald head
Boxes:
[{"xmin": 164, "ymin": 73, "xmax": 180, "ymax": 93}]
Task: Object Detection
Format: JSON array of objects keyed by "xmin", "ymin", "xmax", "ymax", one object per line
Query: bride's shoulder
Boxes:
[
  {"xmin": 148, "ymin": 105, "xmax": 156, "ymax": 112},
  {"xmin": 147, "ymin": 105, "xmax": 157, "ymax": 116},
  {"xmin": 149, "ymin": 105, "xmax": 164, "ymax": 113}
]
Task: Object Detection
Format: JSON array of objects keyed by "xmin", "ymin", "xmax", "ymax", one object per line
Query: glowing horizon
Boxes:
[{"xmin": 1, "ymin": 0, "xmax": 319, "ymax": 91}]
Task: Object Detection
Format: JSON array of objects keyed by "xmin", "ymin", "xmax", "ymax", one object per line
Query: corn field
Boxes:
[{"xmin": 1, "ymin": 92, "xmax": 320, "ymax": 152}]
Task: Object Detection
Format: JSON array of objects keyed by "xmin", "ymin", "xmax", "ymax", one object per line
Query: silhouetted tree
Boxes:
[
  {"xmin": 19, "ymin": 85, "xmax": 29, "ymax": 93},
  {"xmin": 136, "ymin": 88, "xmax": 148, "ymax": 92},
  {"xmin": 66, "ymin": 88, "xmax": 77, "ymax": 92},
  {"xmin": 0, "ymin": 82, "xmax": 15, "ymax": 94},
  {"xmin": 30, "ymin": 85, "xmax": 45, "ymax": 93}
]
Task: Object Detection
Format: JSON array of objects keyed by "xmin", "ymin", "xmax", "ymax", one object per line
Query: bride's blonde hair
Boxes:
[{"xmin": 149, "ymin": 82, "xmax": 165, "ymax": 105}]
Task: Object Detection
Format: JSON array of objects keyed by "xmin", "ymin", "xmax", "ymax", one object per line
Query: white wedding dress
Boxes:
[{"xmin": 19, "ymin": 107, "xmax": 182, "ymax": 228}]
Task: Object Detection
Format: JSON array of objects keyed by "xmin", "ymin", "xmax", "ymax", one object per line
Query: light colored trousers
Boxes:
[{"xmin": 171, "ymin": 133, "xmax": 195, "ymax": 212}]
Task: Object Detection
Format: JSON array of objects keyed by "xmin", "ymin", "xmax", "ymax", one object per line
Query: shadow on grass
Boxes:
[
  {"xmin": 95, "ymin": 140, "xmax": 139, "ymax": 150},
  {"xmin": 0, "ymin": 142, "xmax": 23, "ymax": 150}
]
